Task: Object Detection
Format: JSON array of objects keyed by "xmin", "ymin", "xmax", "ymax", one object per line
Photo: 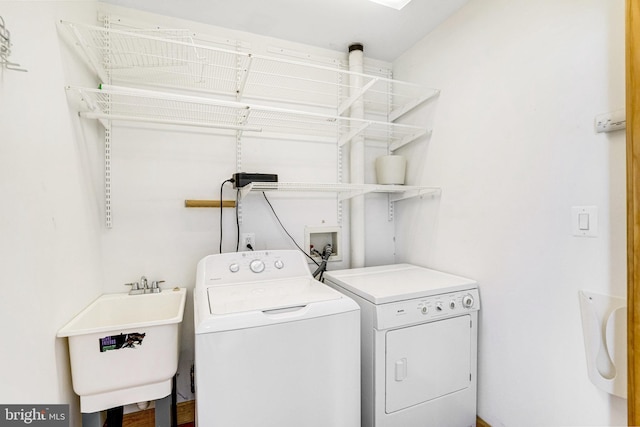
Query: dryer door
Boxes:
[{"xmin": 385, "ymin": 314, "xmax": 472, "ymax": 413}]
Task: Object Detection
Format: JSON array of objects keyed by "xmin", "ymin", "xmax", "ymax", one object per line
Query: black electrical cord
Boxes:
[
  {"xmin": 235, "ymin": 189, "xmax": 240, "ymax": 252},
  {"xmin": 262, "ymin": 192, "xmax": 319, "ymax": 267},
  {"xmin": 219, "ymin": 178, "xmax": 234, "ymax": 253}
]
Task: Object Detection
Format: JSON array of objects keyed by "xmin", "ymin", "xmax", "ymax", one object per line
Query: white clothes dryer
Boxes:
[
  {"xmin": 194, "ymin": 250, "xmax": 360, "ymax": 427},
  {"xmin": 324, "ymin": 264, "xmax": 480, "ymax": 427}
]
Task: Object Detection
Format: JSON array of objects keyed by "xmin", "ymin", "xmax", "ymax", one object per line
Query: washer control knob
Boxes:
[
  {"xmin": 274, "ymin": 260, "xmax": 284, "ymax": 269},
  {"xmin": 462, "ymin": 294, "xmax": 475, "ymax": 308},
  {"xmin": 449, "ymin": 300, "xmax": 456, "ymax": 310},
  {"xmin": 229, "ymin": 263, "xmax": 240, "ymax": 273},
  {"xmin": 435, "ymin": 302, "xmax": 443, "ymax": 312},
  {"xmin": 421, "ymin": 306, "xmax": 428, "ymax": 315},
  {"xmin": 249, "ymin": 259, "xmax": 265, "ymax": 273}
]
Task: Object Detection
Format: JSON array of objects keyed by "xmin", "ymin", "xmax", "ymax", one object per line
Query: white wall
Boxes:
[
  {"xmin": 393, "ymin": 0, "xmax": 626, "ymax": 425},
  {"xmin": 0, "ymin": 2, "xmax": 101, "ymax": 426},
  {"xmin": 4, "ymin": 0, "xmax": 625, "ymax": 425}
]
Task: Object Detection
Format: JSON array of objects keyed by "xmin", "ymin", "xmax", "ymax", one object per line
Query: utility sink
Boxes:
[{"xmin": 57, "ymin": 288, "xmax": 187, "ymax": 413}]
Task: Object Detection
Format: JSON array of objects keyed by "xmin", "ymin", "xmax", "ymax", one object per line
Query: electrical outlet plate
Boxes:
[
  {"xmin": 241, "ymin": 233, "xmax": 256, "ymax": 250},
  {"xmin": 305, "ymin": 226, "xmax": 341, "ymax": 262}
]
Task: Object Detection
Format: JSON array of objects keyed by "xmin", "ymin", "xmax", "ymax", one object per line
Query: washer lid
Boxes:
[
  {"xmin": 208, "ymin": 276, "xmax": 342, "ymax": 315},
  {"xmin": 324, "ymin": 264, "xmax": 477, "ymax": 304}
]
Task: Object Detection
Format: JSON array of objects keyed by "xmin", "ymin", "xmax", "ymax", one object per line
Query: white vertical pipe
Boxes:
[{"xmin": 349, "ymin": 43, "xmax": 365, "ymax": 268}]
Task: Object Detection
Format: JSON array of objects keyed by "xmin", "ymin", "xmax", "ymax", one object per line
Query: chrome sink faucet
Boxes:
[
  {"xmin": 150, "ymin": 280, "xmax": 164, "ymax": 293},
  {"xmin": 125, "ymin": 276, "xmax": 164, "ymax": 295}
]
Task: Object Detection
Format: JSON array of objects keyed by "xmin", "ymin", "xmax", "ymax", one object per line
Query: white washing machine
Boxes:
[
  {"xmin": 194, "ymin": 250, "xmax": 361, "ymax": 427},
  {"xmin": 324, "ymin": 264, "xmax": 479, "ymax": 427}
]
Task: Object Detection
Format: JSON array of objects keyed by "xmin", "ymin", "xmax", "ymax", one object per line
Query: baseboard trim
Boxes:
[
  {"xmin": 123, "ymin": 400, "xmax": 194, "ymax": 427},
  {"xmin": 477, "ymin": 415, "xmax": 492, "ymax": 427}
]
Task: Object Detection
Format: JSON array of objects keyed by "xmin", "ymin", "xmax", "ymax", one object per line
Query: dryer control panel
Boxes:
[{"xmin": 375, "ymin": 288, "xmax": 480, "ymax": 330}]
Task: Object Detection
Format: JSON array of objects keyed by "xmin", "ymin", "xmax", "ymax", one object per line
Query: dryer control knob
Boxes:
[
  {"xmin": 249, "ymin": 259, "xmax": 265, "ymax": 273},
  {"xmin": 435, "ymin": 302, "xmax": 443, "ymax": 312},
  {"xmin": 229, "ymin": 263, "xmax": 240, "ymax": 273},
  {"xmin": 449, "ymin": 300, "xmax": 456, "ymax": 309},
  {"xmin": 462, "ymin": 294, "xmax": 474, "ymax": 308},
  {"xmin": 274, "ymin": 260, "xmax": 284, "ymax": 269}
]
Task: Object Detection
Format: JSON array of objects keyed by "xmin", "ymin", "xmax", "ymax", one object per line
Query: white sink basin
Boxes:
[{"xmin": 57, "ymin": 288, "xmax": 187, "ymax": 413}]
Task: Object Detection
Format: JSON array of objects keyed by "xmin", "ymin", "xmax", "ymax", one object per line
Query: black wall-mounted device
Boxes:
[{"xmin": 232, "ymin": 173, "xmax": 279, "ymax": 188}]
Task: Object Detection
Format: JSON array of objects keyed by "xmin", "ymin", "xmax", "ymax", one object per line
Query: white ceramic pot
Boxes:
[{"xmin": 375, "ymin": 155, "xmax": 406, "ymax": 185}]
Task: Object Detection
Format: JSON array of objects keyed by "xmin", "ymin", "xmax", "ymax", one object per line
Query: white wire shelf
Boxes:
[
  {"xmin": 66, "ymin": 85, "xmax": 429, "ymax": 147},
  {"xmin": 239, "ymin": 182, "xmax": 441, "ymax": 201},
  {"xmin": 60, "ymin": 19, "xmax": 441, "ymax": 227},
  {"xmin": 59, "ymin": 20, "xmax": 439, "ymax": 120}
]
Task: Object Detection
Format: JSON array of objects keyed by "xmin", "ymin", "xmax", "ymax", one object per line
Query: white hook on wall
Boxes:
[{"xmin": 0, "ymin": 16, "xmax": 28, "ymax": 72}]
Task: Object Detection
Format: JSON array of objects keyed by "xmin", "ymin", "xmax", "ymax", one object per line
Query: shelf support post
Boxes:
[
  {"xmin": 235, "ymin": 45, "xmax": 245, "ymax": 225},
  {"xmin": 103, "ymin": 15, "xmax": 113, "ymax": 229}
]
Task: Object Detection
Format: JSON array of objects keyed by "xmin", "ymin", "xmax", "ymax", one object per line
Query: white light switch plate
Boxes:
[{"xmin": 572, "ymin": 206, "xmax": 598, "ymax": 237}]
